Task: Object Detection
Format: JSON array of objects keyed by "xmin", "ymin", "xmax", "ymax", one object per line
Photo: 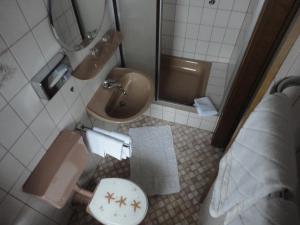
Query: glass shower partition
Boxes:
[{"xmin": 117, "ymin": 0, "xmax": 158, "ymax": 82}]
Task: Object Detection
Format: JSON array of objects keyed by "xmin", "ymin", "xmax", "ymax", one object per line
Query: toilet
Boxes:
[{"xmin": 23, "ymin": 130, "xmax": 148, "ymax": 225}]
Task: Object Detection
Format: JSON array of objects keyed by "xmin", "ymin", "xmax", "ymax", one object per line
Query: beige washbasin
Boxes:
[{"xmin": 86, "ymin": 67, "xmax": 154, "ymax": 123}]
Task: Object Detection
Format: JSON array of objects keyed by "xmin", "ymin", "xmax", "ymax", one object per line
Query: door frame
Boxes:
[{"xmin": 211, "ymin": 0, "xmax": 300, "ymax": 148}]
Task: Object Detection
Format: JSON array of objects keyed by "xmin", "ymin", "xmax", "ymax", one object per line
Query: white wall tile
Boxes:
[
  {"xmin": 10, "ymin": 129, "xmax": 41, "ymax": 167},
  {"xmin": 207, "ymin": 43, "xmax": 221, "ymax": 57},
  {"xmin": 219, "ymin": 44, "xmax": 234, "ymax": 58},
  {"xmin": 196, "ymin": 41, "xmax": 209, "ymax": 55},
  {"xmin": 183, "ymin": 52, "xmax": 195, "ymax": 58},
  {"xmin": 211, "ymin": 27, "xmax": 226, "ymax": 43},
  {"xmin": 0, "ymin": 105, "xmax": 26, "ymax": 149},
  {"xmin": 162, "ymin": 106, "xmax": 175, "ymax": 122},
  {"xmin": 27, "ymin": 149, "xmax": 45, "ymax": 171},
  {"xmin": 198, "ymin": 25, "xmax": 212, "ymax": 41},
  {"xmin": 10, "ymin": 169, "xmax": 31, "ymax": 203},
  {"xmin": 161, "ymin": 0, "xmax": 249, "ymax": 64},
  {"xmin": 173, "ymin": 37, "xmax": 185, "ymax": 51},
  {"xmin": 214, "ymin": 10, "xmax": 231, "ymax": 27},
  {"xmin": 233, "ymin": 0, "xmax": 251, "ymax": 12},
  {"xmin": 27, "ymin": 195, "xmax": 56, "ymax": 218},
  {"xmin": 175, "ymin": 5, "xmax": 189, "ymax": 22},
  {"xmin": 150, "ymin": 104, "xmax": 163, "ymax": 119},
  {"xmin": 218, "ymin": 0, "xmax": 234, "ymax": 10},
  {"xmin": 0, "ymin": 188, "xmax": 6, "ymax": 202},
  {"xmin": 43, "ymin": 128, "xmax": 59, "ymax": 149},
  {"xmin": 184, "ymin": 39, "xmax": 197, "ymax": 52},
  {"xmin": 201, "ymin": 8, "xmax": 216, "ymax": 26},
  {"xmin": 33, "ymin": 19, "xmax": 61, "ymax": 61},
  {"xmin": 13, "ymin": 205, "xmax": 50, "ymax": 225},
  {"xmin": 0, "ymin": 36, "xmax": 7, "ymax": 55},
  {"xmin": 0, "ymin": 1, "xmax": 116, "ymax": 224},
  {"xmin": 187, "ymin": 113, "xmax": 202, "ymax": 128},
  {"xmin": 70, "ymin": 97, "xmax": 85, "ymax": 123},
  {"xmin": 0, "ymin": 95, "xmax": 7, "ymax": 111},
  {"xmin": 190, "ymin": 0, "xmax": 204, "ymax": 7},
  {"xmin": 187, "ymin": 7, "xmax": 202, "ymax": 24},
  {"xmin": 175, "ymin": 109, "xmax": 188, "ymax": 124},
  {"xmin": 17, "ymin": 0, "xmax": 47, "ymax": 28},
  {"xmin": 0, "ymin": 51, "xmax": 27, "ymax": 101},
  {"xmin": 162, "ymin": 21, "xmax": 175, "ymax": 36},
  {"xmin": 0, "ymin": 153, "xmax": 25, "ymax": 191},
  {"xmin": 186, "ymin": 24, "xmax": 199, "ymax": 39},
  {"xmin": 163, "ymin": 4, "xmax": 176, "ymax": 20},
  {"xmin": 223, "ymin": 28, "xmax": 240, "ymax": 45},
  {"xmin": 0, "ymin": 0, "xmax": 29, "ymax": 46},
  {"xmin": 174, "ymin": 22, "xmax": 187, "ymax": 37},
  {"xmin": 228, "ymin": 12, "xmax": 246, "ymax": 29},
  {"xmin": 0, "ymin": 194, "xmax": 24, "ymax": 225},
  {"xmin": 10, "ymin": 83, "xmax": 44, "ymax": 125},
  {"xmin": 0, "ymin": 144, "xmax": 7, "ymax": 160},
  {"xmin": 30, "ymin": 109, "xmax": 56, "ymax": 144},
  {"xmin": 57, "ymin": 111, "xmax": 76, "ymax": 131},
  {"xmin": 46, "ymin": 92, "xmax": 68, "ymax": 124},
  {"xmin": 10, "ymin": 32, "xmax": 46, "ymax": 80}
]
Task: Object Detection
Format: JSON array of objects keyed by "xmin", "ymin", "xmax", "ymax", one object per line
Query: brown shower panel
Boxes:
[{"xmin": 159, "ymin": 55, "xmax": 211, "ymax": 106}]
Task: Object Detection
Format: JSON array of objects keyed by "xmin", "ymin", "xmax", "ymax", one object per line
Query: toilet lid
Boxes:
[{"xmin": 87, "ymin": 178, "xmax": 148, "ymax": 225}]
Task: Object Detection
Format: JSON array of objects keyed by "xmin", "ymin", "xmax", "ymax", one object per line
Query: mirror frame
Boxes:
[{"xmin": 48, "ymin": 0, "xmax": 107, "ymax": 52}]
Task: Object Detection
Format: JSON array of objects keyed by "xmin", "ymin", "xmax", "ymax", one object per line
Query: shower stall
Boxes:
[{"xmin": 114, "ymin": 0, "xmax": 265, "ymax": 110}]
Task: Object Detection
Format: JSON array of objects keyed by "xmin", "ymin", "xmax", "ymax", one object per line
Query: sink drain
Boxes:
[{"xmin": 119, "ymin": 101, "xmax": 126, "ymax": 107}]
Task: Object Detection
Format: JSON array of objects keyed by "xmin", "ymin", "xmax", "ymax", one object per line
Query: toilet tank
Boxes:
[{"xmin": 23, "ymin": 130, "xmax": 89, "ymax": 208}]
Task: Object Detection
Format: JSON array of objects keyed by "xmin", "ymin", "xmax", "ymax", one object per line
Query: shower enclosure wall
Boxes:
[{"xmin": 116, "ymin": 0, "xmax": 265, "ymax": 111}]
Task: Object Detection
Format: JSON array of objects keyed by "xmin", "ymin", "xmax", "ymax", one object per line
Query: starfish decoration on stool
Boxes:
[
  {"xmin": 104, "ymin": 192, "xmax": 115, "ymax": 204},
  {"xmin": 116, "ymin": 196, "xmax": 127, "ymax": 208},
  {"xmin": 131, "ymin": 200, "xmax": 141, "ymax": 212}
]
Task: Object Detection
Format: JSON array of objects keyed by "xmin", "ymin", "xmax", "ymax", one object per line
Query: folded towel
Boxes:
[
  {"xmin": 86, "ymin": 130, "xmax": 124, "ymax": 160},
  {"xmin": 227, "ymin": 197, "xmax": 299, "ymax": 225},
  {"xmin": 210, "ymin": 93, "xmax": 298, "ymax": 222},
  {"xmin": 93, "ymin": 127, "xmax": 132, "ymax": 159},
  {"xmin": 194, "ymin": 97, "xmax": 218, "ymax": 116}
]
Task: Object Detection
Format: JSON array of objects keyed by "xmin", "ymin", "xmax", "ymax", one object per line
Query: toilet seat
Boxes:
[{"xmin": 87, "ymin": 178, "xmax": 148, "ymax": 225}]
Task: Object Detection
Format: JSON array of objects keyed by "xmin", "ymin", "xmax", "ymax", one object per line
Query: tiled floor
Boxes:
[{"xmin": 68, "ymin": 115, "xmax": 223, "ymax": 225}]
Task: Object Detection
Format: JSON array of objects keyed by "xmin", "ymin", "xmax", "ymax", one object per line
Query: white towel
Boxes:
[
  {"xmin": 209, "ymin": 93, "xmax": 298, "ymax": 222},
  {"xmin": 194, "ymin": 97, "xmax": 218, "ymax": 116},
  {"xmin": 228, "ymin": 197, "xmax": 299, "ymax": 225},
  {"xmin": 93, "ymin": 127, "xmax": 132, "ymax": 159},
  {"xmin": 86, "ymin": 130, "xmax": 124, "ymax": 160}
]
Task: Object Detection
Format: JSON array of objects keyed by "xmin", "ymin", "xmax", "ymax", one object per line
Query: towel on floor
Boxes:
[
  {"xmin": 129, "ymin": 126, "xmax": 181, "ymax": 195},
  {"xmin": 209, "ymin": 93, "xmax": 298, "ymax": 222}
]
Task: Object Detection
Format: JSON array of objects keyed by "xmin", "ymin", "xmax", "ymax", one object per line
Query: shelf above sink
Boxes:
[{"xmin": 72, "ymin": 31, "xmax": 123, "ymax": 80}]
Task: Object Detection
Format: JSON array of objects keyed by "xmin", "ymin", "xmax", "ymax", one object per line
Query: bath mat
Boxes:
[{"xmin": 129, "ymin": 126, "xmax": 180, "ymax": 195}]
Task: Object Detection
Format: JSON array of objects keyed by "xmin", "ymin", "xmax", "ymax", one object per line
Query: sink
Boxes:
[{"xmin": 86, "ymin": 67, "xmax": 154, "ymax": 123}]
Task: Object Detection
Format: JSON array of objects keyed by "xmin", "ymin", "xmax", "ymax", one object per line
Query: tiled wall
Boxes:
[
  {"xmin": 161, "ymin": 0, "xmax": 250, "ymax": 63},
  {"xmin": 206, "ymin": 62, "xmax": 228, "ymax": 108},
  {"xmin": 144, "ymin": 103, "xmax": 219, "ymax": 132},
  {"xmin": 0, "ymin": 0, "xmax": 118, "ymax": 225},
  {"xmin": 222, "ymin": 0, "xmax": 265, "ymax": 106}
]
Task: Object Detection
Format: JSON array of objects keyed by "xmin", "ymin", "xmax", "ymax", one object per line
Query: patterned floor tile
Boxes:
[{"xmin": 68, "ymin": 116, "xmax": 223, "ymax": 225}]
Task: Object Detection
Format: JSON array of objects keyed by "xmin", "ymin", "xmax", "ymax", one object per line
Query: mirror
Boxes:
[{"xmin": 49, "ymin": 0, "xmax": 106, "ymax": 51}]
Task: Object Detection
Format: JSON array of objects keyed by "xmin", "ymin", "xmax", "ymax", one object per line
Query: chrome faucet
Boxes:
[{"xmin": 103, "ymin": 79, "xmax": 127, "ymax": 95}]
